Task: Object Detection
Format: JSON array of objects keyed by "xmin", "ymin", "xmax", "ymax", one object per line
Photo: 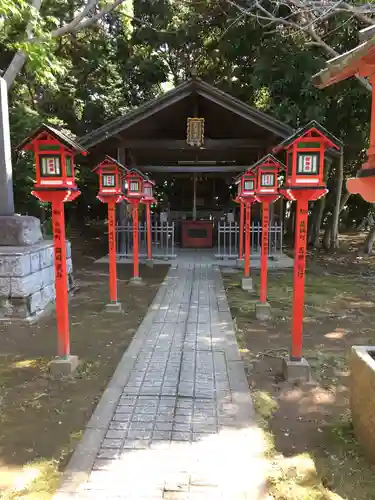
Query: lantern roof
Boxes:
[
  {"xmin": 233, "ymin": 166, "xmax": 256, "ymax": 184},
  {"xmin": 18, "ymin": 123, "xmax": 87, "ymax": 154},
  {"xmin": 250, "ymin": 153, "xmax": 286, "ymax": 171},
  {"xmin": 272, "ymin": 121, "xmax": 342, "ymax": 154},
  {"xmin": 92, "ymin": 155, "xmax": 129, "ymax": 173},
  {"xmin": 128, "ymin": 167, "xmax": 148, "ymax": 180}
]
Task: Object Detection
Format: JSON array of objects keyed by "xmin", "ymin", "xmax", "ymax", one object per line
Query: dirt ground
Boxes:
[
  {"xmin": 0, "ymin": 227, "xmax": 168, "ymax": 499},
  {"xmin": 223, "ymin": 243, "xmax": 375, "ymax": 500}
]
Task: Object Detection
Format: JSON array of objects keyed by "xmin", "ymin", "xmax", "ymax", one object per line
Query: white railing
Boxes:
[
  {"xmin": 215, "ymin": 221, "xmax": 283, "ymax": 259},
  {"xmin": 116, "ymin": 223, "xmax": 176, "ymax": 259}
]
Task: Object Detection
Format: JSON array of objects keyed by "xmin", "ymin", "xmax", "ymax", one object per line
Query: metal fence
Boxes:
[
  {"xmin": 116, "ymin": 222, "xmax": 176, "ymax": 259},
  {"xmin": 215, "ymin": 221, "xmax": 283, "ymax": 259}
]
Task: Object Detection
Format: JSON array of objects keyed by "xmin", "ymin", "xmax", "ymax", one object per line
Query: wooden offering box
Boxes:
[{"xmin": 181, "ymin": 220, "xmax": 213, "ymax": 248}]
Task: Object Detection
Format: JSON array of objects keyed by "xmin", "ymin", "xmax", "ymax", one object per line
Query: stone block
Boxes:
[
  {"xmin": 29, "ymin": 290, "xmax": 43, "ymax": 315},
  {"xmin": 255, "ymin": 301, "xmax": 272, "ymax": 320},
  {"xmin": 11, "ymin": 270, "xmax": 43, "ymax": 297},
  {"xmin": 40, "ymin": 245, "xmax": 54, "ymax": 268},
  {"xmin": 129, "ymin": 277, "xmax": 145, "ymax": 286},
  {"xmin": 49, "ymin": 355, "xmax": 79, "ymax": 376},
  {"xmin": 41, "ymin": 266, "xmax": 55, "ymax": 287},
  {"xmin": 30, "ymin": 251, "xmax": 41, "ymax": 273},
  {"xmin": 0, "ymin": 277, "xmax": 10, "ymax": 295},
  {"xmin": 282, "ymin": 357, "xmax": 311, "ymax": 382},
  {"xmin": 0, "ymin": 215, "xmax": 42, "ymax": 245},
  {"xmin": 66, "ymin": 258, "xmax": 73, "ymax": 274},
  {"xmin": 241, "ymin": 277, "xmax": 253, "ymax": 292},
  {"xmin": 0, "ymin": 253, "xmax": 31, "ymax": 277},
  {"xmin": 105, "ymin": 302, "xmax": 124, "ymax": 314},
  {"xmin": 350, "ymin": 346, "xmax": 375, "ymax": 464}
]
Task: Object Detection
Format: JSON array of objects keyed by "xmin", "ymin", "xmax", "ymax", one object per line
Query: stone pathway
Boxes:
[{"xmin": 55, "ymin": 264, "xmax": 266, "ymax": 500}]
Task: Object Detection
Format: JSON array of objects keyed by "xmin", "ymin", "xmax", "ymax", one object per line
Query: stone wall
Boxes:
[
  {"xmin": 349, "ymin": 345, "xmax": 375, "ymax": 464},
  {"xmin": 0, "ymin": 241, "xmax": 73, "ymax": 322}
]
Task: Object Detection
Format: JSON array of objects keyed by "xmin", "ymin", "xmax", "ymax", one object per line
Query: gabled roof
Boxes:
[
  {"xmin": 79, "ymin": 78, "xmax": 294, "ymax": 149},
  {"xmin": 272, "ymin": 120, "xmax": 342, "ymax": 153},
  {"xmin": 18, "ymin": 124, "xmax": 87, "ymax": 154},
  {"xmin": 234, "ymin": 167, "xmax": 256, "ymax": 184},
  {"xmin": 311, "ymin": 37, "xmax": 375, "ymax": 89},
  {"xmin": 250, "ymin": 153, "xmax": 286, "ymax": 171},
  {"xmin": 92, "ymin": 155, "xmax": 129, "ymax": 173}
]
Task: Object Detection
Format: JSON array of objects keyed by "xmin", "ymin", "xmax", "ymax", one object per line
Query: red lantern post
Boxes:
[
  {"xmin": 93, "ymin": 156, "xmax": 128, "ymax": 312},
  {"xmin": 274, "ymin": 121, "xmax": 341, "ymax": 380},
  {"xmin": 125, "ymin": 169, "xmax": 145, "ymax": 283},
  {"xmin": 18, "ymin": 124, "xmax": 87, "ymax": 375},
  {"xmin": 142, "ymin": 178, "xmax": 156, "ymax": 263},
  {"xmin": 236, "ymin": 170, "xmax": 257, "ymax": 291},
  {"xmin": 253, "ymin": 155, "xmax": 284, "ymax": 319}
]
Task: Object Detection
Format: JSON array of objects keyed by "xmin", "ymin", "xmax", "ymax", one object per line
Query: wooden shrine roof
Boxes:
[{"xmin": 79, "ymin": 78, "xmax": 293, "ymax": 151}]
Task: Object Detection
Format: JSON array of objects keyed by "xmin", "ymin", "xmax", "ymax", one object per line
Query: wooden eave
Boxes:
[
  {"xmin": 250, "ymin": 153, "xmax": 286, "ymax": 171},
  {"xmin": 273, "ymin": 120, "xmax": 342, "ymax": 154},
  {"xmin": 79, "ymin": 78, "xmax": 293, "ymax": 149},
  {"xmin": 18, "ymin": 123, "xmax": 86, "ymax": 153},
  {"xmin": 311, "ymin": 38, "xmax": 375, "ymax": 89},
  {"xmin": 92, "ymin": 155, "xmax": 128, "ymax": 173}
]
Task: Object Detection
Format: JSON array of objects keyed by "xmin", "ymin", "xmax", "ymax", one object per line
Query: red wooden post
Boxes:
[
  {"xmin": 244, "ymin": 201, "xmax": 251, "ymax": 277},
  {"xmin": 52, "ymin": 201, "xmax": 70, "ymax": 358},
  {"xmin": 146, "ymin": 202, "xmax": 152, "ymax": 261},
  {"xmin": 291, "ymin": 196, "xmax": 308, "ymax": 360},
  {"xmin": 259, "ymin": 201, "xmax": 270, "ymax": 303},
  {"xmin": 132, "ymin": 203, "xmax": 140, "ymax": 278},
  {"xmin": 239, "ymin": 200, "xmax": 244, "ymax": 260},
  {"xmin": 108, "ymin": 200, "xmax": 118, "ymax": 303}
]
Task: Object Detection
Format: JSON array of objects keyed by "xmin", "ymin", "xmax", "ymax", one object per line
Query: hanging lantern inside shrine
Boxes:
[{"xmin": 186, "ymin": 117, "xmax": 205, "ymax": 147}]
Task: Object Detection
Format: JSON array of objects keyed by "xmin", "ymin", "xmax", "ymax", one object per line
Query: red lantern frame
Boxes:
[
  {"xmin": 93, "ymin": 156, "xmax": 129, "ymax": 309},
  {"xmin": 18, "ymin": 124, "xmax": 87, "ymax": 361}
]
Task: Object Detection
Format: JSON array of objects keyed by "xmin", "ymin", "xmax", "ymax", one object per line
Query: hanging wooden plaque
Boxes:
[{"xmin": 186, "ymin": 117, "xmax": 205, "ymax": 147}]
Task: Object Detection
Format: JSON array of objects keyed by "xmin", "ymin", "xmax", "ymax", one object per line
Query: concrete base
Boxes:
[
  {"xmin": 129, "ymin": 277, "xmax": 145, "ymax": 286},
  {"xmin": 104, "ymin": 302, "xmax": 124, "ymax": 314},
  {"xmin": 282, "ymin": 357, "xmax": 311, "ymax": 382},
  {"xmin": 255, "ymin": 301, "xmax": 272, "ymax": 320},
  {"xmin": 241, "ymin": 277, "xmax": 253, "ymax": 292},
  {"xmin": 49, "ymin": 355, "xmax": 79, "ymax": 376}
]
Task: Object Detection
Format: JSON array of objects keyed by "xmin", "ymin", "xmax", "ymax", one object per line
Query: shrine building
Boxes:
[{"xmin": 79, "ymin": 77, "xmax": 293, "ymax": 249}]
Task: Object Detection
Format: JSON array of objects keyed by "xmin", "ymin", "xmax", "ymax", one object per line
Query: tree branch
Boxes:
[{"xmin": 3, "ymin": 0, "xmax": 43, "ymax": 89}]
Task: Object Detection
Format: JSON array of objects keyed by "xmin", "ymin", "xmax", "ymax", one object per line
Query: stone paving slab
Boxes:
[{"xmin": 54, "ymin": 265, "xmax": 267, "ymax": 500}]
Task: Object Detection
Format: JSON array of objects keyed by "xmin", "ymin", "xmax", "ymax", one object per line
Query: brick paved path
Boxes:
[{"xmin": 55, "ymin": 264, "xmax": 266, "ymax": 500}]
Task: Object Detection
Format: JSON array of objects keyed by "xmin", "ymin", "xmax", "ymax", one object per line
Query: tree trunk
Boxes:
[
  {"xmin": 363, "ymin": 225, "xmax": 375, "ymax": 254},
  {"xmin": 309, "ymin": 196, "xmax": 326, "ymax": 247},
  {"xmin": 330, "ymin": 149, "xmax": 345, "ymax": 249},
  {"xmin": 322, "ymin": 191, "xmax": 351, "ymax": 251}
]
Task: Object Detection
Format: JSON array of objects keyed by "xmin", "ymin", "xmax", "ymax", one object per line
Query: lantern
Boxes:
[
  {"xmin": 125, "ymin": 169, "xmax": 145, "ymax": 201},
  {"xmin": 17, "ymin": 124, "xmax": 87, "ymax": 374},
  {"xmin": 142, "ymin": 178, "xmax": 156, "ymax": 203},
  {"xmin": 273, "ymin": 120, "xmax": 341, "ymax": 200},
  {"xmin": 92, "ymin": 156, "xmax": 128, "ymax": 202},
  {"xmin": 252, "ymin": 154, "xmax": 282, "ymax": 198},
  {"xmin": 18, "ymin": 124, "xmax": 86, "ymax": 200},
  {"xmin": 239, "ymin": 169, "xmax": 257, "ymax": 199}
]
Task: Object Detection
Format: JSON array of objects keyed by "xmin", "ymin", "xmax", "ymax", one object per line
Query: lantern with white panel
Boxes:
[
  {"xmin": 141, "ymin": 177, "xmax": 156, "ymax": 263},
  {"xmin": 272, "ymin": 121, "xmax": 342, "ymax": 380},
  {"xmin": 235, "ymin": 168, "xmax": 258, "ymax": 291},
  {"xmin": 18, "ymin": 124, "xmax": 87, "ymax": 375},
  {"xmin": 252, "ymin": 154, "xmax": 285, "ymax": 321},
  {"xmin": 125, "ymin": 169, "xmax": 147, "ymax": 283},
  {"xmin": 92, "ymin": 156, "xmax": 129, "ymax": 313}
]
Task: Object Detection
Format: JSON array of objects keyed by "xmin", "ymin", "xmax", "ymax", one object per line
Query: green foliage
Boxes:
[{"xmin": 0, "ymin": 0, "xmax": 372, "ymax": 222}]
